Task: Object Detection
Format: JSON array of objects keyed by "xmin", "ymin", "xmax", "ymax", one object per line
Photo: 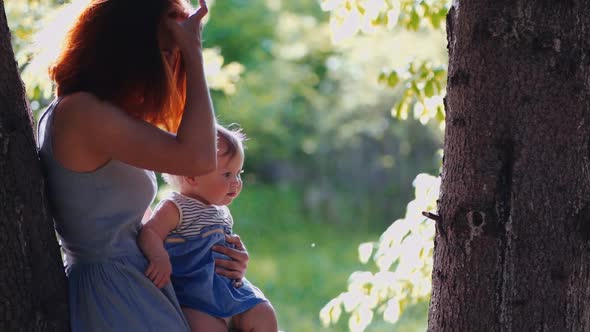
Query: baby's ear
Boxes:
[{"xmin": 184, "ymin": 176, "xmax": 198, "ymax": 185}]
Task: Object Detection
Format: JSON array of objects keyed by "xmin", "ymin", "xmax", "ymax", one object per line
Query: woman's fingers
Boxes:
[
  {"xmin": 225, "ymin": 234, "xmax": 246, "ymax": 251},
  {"xmin": 215, "ymin": 266, "xmax": 244, "ymax": 280},
  {"xmin": 215, "ymin": 257, "xmax": 246, "ymax": 270},
  {"xmin": 213, "ymin": 244, "xmax": 249, "ymax": 264},
  {"xmin": 215, "ymin": 258, "xmax": 246, "ymax": 279},
  {"xmin": 194, "ymin": 0, "xmax": 208, "ymax": 21},
  {"xmin": 163, "ymin": 0, "xmax": 208, "ymax": 54},
  {"xmin": 185, "ymin": 0, "xmax": 207, "ymax": 29}
]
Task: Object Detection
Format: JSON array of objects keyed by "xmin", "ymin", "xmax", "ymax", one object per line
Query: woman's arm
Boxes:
[{"xmin": 138, "ymin": 201, "xmax": 180, "ymax": 288}]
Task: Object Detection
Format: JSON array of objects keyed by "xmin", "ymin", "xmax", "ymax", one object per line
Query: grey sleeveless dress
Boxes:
[{"xmin": 38, "ymin": 98, "xmax": 190, "ymax": 332}]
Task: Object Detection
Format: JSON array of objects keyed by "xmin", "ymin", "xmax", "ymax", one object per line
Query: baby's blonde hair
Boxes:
[{"xmin": 162, "ymin": 124, "xmax": 246, "ymax": 189}]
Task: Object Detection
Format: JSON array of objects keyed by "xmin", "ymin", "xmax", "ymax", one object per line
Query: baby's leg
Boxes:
[
  {"xmin": 231, "ymin": 302, "xmax": 278, "ymax": 332},
  {"xmin": 182, "ymin": 307, "xmax": 227, "ymax": 332}
]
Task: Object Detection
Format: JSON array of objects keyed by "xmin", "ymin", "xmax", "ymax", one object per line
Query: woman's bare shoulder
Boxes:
[
  {"xmin": 57, "ymin": 92, "xmax": 108, "ymax": 116},
  {"xmin": 60, "ymin": 91, "xmax": 99, "ymax": 103},
  {"xmin": 55, "ymin": 92, "xmax": 130, "ymax": 130},
  {"xmin": 50, "ymin": 92, "xmax": 114, "ymax": 171}
]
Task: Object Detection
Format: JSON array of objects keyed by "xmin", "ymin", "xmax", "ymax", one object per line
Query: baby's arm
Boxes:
[{"xmin": 138, "ymin": 201, "xmax": 180, "ymax": 288}]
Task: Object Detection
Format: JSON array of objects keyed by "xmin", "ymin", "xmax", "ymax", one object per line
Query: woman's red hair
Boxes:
[{"xmin": 49, "ymin": 0, "xmax": 191, "ymax": 132}]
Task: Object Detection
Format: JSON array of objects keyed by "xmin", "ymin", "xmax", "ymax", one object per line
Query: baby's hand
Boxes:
[{"xmin": 145, "ymin": 256, "xmax": 172, "ymax": 288}]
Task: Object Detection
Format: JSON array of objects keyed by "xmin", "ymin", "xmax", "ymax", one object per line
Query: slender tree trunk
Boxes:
[
  {"xmin": 429, "ymin": 1, "xmax": 590, "ymax": 330},
  {"xmin": 0, "ymin": 1, "xmax": 69, "ymax": 331}
]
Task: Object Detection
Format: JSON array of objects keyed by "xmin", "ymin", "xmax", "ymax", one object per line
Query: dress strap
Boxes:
[{"xmin": 37, "ymin": 97, "xmax": 63, "ymax": 149}]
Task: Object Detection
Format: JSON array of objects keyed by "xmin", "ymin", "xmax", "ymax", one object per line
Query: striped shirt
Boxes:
[{"xmin": 161, "ymin": 192, "xmax": 234, "ymax": 238}]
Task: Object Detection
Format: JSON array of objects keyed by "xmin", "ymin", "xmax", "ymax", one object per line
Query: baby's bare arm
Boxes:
[{"xmin": 138, "ymin": 201, "xmax": 180, "ymax": 288}]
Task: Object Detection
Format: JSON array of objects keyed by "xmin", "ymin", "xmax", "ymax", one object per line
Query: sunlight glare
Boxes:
[
  {"xmin": 383, "ymin": 298, "xmax": 401, "ymax": 324},
  {"xmin": 357, "ymin": 242, "xmax": 373, "ymax": 264},
  {"xmin": 319, "ymin": 297, "xmax": 342, "ymax": 327},
  {"xmin": 22, "ymin": 0, "xmax": 90, "ymax": 98},
  {"xmin": 348, "ymin": 305, "xmax": 373, "ymax": 332}
]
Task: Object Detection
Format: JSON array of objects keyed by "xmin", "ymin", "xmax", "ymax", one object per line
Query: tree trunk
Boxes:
[
  {"xmin": 0, "ymin": 1, "xmax": 69, "ymax": 331},
  {"xmin": 429, "ymin": 1, "xmax": 590, "ymax": 330}
]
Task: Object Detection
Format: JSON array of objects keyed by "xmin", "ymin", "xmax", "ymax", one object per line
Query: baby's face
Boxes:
[{"xmin": 192, "ymin": 150, "xmax": 244, "ymax": 206}]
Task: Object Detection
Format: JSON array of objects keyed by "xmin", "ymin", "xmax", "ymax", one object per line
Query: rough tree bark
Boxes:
[
  {"xmin": 429, "ymin": 1, "xmax": 590, "ymax": 331},
  {"xmin": 0, "ymin": 1, "xmax": 69, "ymax": 331}
]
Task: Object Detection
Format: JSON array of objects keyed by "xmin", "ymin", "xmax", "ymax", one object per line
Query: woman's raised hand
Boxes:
[{"xmin": 165, "ymin": 0, "xmax": 209, "ymax": 56}]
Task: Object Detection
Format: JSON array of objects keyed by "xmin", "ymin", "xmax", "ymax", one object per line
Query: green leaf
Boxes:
[
  {"xmin": 408, "ymin": 61, "xmax": 418, "ymax": 75},
  {"xmin": 419, "ymin": 66, "xmax": 429, "ymax": 79},
  {"xmin": 409, "ymin": 9, "xmax": 420, "ymax": 31},
  {"xmin": 435, "ymin": 79, "xmax": 442, "ymax": 92},
  {"xmin": 438, "ymin": 7, "xmax": 449, "ymax": 18},
  {"xmin": 387, "ymin": 71, "xmax": 400, "ymax": 87},
  {"xmin": 382, "ymin": 12, "xmax": 389, "ymax": 26},
  {"xmin": 395, "ymin": 100, "xmax": 409, "ymax": 120},
  {"xmin": 356, "ymin": 3, "xmax": 366, "ymax": 15},
  {"xmin": 345, "ymin": 0, "xmax": 352, "ymax": 11},
  {"xmin": 430, "ymin": 12, "xmax": 442, "ymax": 29},
  {"xmin": 420, "ymin": 3, "xmax": 431, "ymax": 17},
  {"xmin": 372, "ymin": 12, "xmax": 388, "ymax": 26},
  {"xmin": 436, "ymin": 105, "xmax": 445, "ymax": 122},
  {"xmin": 424, "ymin": 80, "xmax": 435, "ymax": 98},
  {"xmin": 433, "ymin": 68, "xmax": 447, "ymax": 81},
  {"xmin": 411, "ymin": 81, "xmax": 420, "ymax": 95}
]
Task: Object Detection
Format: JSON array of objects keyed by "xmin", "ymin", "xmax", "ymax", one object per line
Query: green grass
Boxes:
[{"xmin": 229, "ymin": 183, "xmax": 428, "ymax": 332}]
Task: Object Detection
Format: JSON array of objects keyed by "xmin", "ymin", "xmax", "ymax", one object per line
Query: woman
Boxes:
[{"xmin": 37, "ymin": 0, "xmax": 249, "ymax": 331}]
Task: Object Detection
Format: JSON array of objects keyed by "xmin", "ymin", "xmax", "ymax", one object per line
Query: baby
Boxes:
[{"xmin": 138, "ymin": 124, "xmax": 278, "ymax": 331}]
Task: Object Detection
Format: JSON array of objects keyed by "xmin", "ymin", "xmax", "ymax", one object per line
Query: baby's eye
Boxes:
[{"xmin": 223, "ymin": 172, "xmax": 231, "ymax": 178}]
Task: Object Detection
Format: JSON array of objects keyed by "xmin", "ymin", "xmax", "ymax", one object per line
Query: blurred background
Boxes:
[{"xmin": 8, "ymin": 0, "xmax": 449, "ymax": 331}]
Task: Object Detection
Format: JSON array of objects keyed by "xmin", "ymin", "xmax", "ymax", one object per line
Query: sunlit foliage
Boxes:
[
  {"xmin": 321, "ymin": 174, "xmax": 438, "ymax": 331},
  {"xmin": 321, "ymin": 0, "xmax": 448, "ymax": 41},
  {"xmin": 6, "ymin": 0, "xmax": 62, "ymax": 107},
  {"xmin": 320, "ymin": 0, "xmax": 450, "ymax": 331},
  {"xmin": 320, "ymin": 0, "xmax": 449, "ymax": 128},
  {"xmin": 378, "ymin": 60, "xmax": 445, "ymax": 127}
]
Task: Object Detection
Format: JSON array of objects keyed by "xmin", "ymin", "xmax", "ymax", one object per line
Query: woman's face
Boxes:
[{"xmin": 157, "ymin": 22, "xmax": 180, "ymax": 69}]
